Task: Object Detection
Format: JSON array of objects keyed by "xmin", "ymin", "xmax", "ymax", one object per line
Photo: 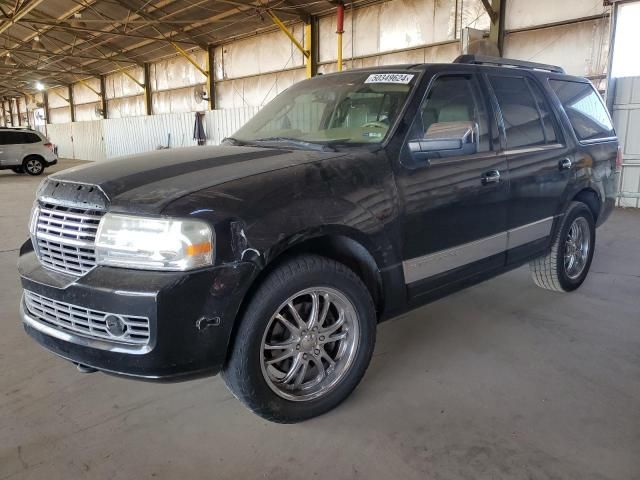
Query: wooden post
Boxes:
[
  {"xmin": 15, "ymin": 97, "xmax": 21, "ymax": 126},
  {"xmin": 207, "ymin": 44, "xmax": 215, "ymax": 110},
  {"xmin": 43, "ymin": 91, "xmax": 50, "ymax": 125},
  {"xmin": 8, "ymin": 98, "xmax": 15, "ymax": 126},
  {"xmin": 143, "ymin": 63, "xmax": 153, "ymax": 116},
  {"xmin": 100, "ymin": 75, "xmax": 108, "ymax": 119},
  {"xmin": 68, "ymin": 85, "xmax": 75, "ymax": 122}
]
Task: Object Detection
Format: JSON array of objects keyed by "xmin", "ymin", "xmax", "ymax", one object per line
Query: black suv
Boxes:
[{"xmin": 18, "ymin": 56, "xmax": 619, "ymax": 423}]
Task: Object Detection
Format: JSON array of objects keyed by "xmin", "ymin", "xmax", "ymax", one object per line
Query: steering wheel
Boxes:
[{"xmin": 361, "ymin": 121, "xmax": 388, "ymax": 129}]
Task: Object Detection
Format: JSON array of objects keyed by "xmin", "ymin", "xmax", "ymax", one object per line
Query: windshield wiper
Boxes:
[
  {"xmin": 222, "ymin": 136, "xmax": 248, "ymax": 146},
  {"xmin": 251, "ymin": 137, "xmax": 337, "ymax": 152}
]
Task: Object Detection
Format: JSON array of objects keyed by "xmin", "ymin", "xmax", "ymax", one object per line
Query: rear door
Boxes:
[
  {"xmin": 1, "ymin": 131, "xmax": 26, "ymax": 166},
  {"xmin": 486, "ymin": 73, "xmax": 572, "ymax": 262}
]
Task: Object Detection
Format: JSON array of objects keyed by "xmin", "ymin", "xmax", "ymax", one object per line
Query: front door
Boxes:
[{"xmin": 394, "ymin": 71, "xmax": 509, "ymax": 299}]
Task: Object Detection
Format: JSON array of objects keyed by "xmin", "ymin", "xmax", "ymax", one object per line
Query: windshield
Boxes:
[{"xmin": 231, "ymin": 71, "xmax": 418, "ymax": 146}]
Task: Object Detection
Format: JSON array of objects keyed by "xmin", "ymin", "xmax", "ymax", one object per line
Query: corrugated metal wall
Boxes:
[
  {"xmin": 46, "ymin": 107, "xmax": 259, "ymax": 161},
  {"xmin": 47, "ymin": 123, "xmax": 74, "ymax": 159},
  {"xmin": 71, "ymin": 120, "xmax": 106, "ymax": 162},
  {"xmin": 104, "ymin": 111, "xmax": 197, "ymax": 158},
  {"xmin": 104, "ymin": 67, "xmax": 146, "ymax": 119},
  {"xmin": 613, "ymin": 76, "xmax": 640, "ymax": 208},
  {"xmin": 73, "ymin": 78, "xmax": 102, "ymax": 122},
  {"xmin": 205, "ymin": 107, "xmax": 260, "ymax": 144},
  {"xmin": 212, "ymin": 0, "xmax": 609, "ymax": 108}
]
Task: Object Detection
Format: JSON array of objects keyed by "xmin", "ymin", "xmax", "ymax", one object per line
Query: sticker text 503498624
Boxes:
[{"xmin": 365, "ymin": 73, "xmax": 414, "ymax": 84}]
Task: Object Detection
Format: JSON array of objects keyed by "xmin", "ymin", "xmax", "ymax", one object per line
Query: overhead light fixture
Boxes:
[
  {"xmin": 35, "ymin": 82, "xmax": 44, "ymax": 91},
  {"xmin": 73, "ymin": 12, "xmax": 87, "ymax": 29},
  {"xmin": 32, "ymin": 35, "xmax": 45, "ymax": 51},
  {"xmin": 4, "ymin": 53, "xmax": 17, "ymax": 66}
]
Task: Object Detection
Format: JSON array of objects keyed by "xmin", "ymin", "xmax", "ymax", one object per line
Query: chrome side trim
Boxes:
[
  {"xmin": 20, "ymin": 295, "xmax": 152, "ymax": 355},
  {"xmin": 402, "ymin": 232, "xmax": 508, "ymax": 283},
  {"xmin": 503, "ymin": 144, "xmax": 565, "ymax": 155},
  {"xmin": 402, "ymin": 216, "xmax": 556, "ymax": 284},
  {"xmin": 507, "ymin": 216, "xmax": 554, "ymax": 250}
]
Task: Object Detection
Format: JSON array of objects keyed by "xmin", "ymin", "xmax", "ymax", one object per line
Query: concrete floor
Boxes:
[{"xmin": 1, "ymin": 160, "xmax": 639, "ymax": 480}]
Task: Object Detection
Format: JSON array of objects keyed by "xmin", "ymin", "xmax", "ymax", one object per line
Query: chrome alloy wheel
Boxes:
[
  {"xmin": 260, "ymin": 287, "xmax": 360, "ymax": 402},
  {"xmin": 564, "ymin": 217, "xmax": 591, "ymax": 280},
  {"xmin": 26, "ymin": 159, "xmax": 43, "ymax": 174}
]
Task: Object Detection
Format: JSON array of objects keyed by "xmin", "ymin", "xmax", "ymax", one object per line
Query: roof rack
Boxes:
[{"xmin": 453, "ymin": 54, "xmax": 565, "ymax": 74}]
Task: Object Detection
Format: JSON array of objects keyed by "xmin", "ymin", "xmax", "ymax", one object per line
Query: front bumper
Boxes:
[{"xmin": 18, "ymin": 245, "xmax": 256, "ymax": 381}]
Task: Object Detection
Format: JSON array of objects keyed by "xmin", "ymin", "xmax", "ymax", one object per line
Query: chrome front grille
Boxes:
[
  {"xmin": 23, "ymin": 290, "xmax": 151, "ymax": 346},
  {"xmin": 35, "ymin": 202, "xmax": 104, "ymax": 276}
]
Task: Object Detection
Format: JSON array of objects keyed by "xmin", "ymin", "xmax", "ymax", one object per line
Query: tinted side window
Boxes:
[
  {"xmin": 549, "ymin": 80, "xmax": 615, "ymax": 141},
  {"xmin": 529, "ymin": 80, "xmax": 559, "ymax": 144},
  {"xmin": 489, "ymin": 76, "xmax": 549, "ymax": 149},
  {"xmin": 418, "ymin": 75, "xmax": 491, "ymax": 153},
  {"xmin": 0, "ymin": 131, "xmax": 25, "ymax": 145},
  {"xmin": 24, "ymin": 133, "xmax": 41, "ymax": 143}
]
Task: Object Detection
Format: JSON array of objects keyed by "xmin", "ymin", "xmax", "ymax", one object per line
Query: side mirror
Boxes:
[{"xmin": 408, "ymin": 121, "xmax": 478, "ymax": 164}]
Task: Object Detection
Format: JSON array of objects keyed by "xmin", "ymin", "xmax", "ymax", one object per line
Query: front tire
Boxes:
[
  {"xmin": 529, "ymin": 201, "xmax": 595, "ymax": 292},
  {"xmin": 223, "ymin": 255, "xmax": 377, "ymax": 423},
  {"xmin": 23, "ymin": 156, "xmax": 45, "ymax": 176}
]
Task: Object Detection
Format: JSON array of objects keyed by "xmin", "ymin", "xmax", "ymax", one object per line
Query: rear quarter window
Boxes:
[
  {"xmin": 23, "ymin": 132, "xmax": 42, "ymax": 143},
  {"xmin": 549, "ymin": 79, "xmax": 615, "ymax": 142}
]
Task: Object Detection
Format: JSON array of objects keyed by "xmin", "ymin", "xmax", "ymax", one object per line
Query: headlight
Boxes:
[{"xmin": 95, "ymin": 213, "xmax": 214, "ymax": 271}]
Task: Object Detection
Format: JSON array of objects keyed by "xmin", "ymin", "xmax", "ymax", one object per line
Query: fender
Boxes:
[
  {"xmin": 162, "ymin": 150, "xmax": 406, "ymax": 315},
  {"xmin": 557, "ymin": 141, "xmax": 617, "ymax": 231}
]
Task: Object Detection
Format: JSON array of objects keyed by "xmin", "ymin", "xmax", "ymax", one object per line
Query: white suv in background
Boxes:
[{"xmin": 0, "ymin": 128, "xmax": 58, "ymax": 176}]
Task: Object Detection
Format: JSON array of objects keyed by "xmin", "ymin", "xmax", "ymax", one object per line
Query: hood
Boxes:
[{"xmin": 49, "ymin": 145, "xmax": 345, "ymax": 214}]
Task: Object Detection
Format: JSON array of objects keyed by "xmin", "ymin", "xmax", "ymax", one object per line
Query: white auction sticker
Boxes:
[{"xmin": 365, "ymin": 73, "xmax": 414, "ymax": 84}]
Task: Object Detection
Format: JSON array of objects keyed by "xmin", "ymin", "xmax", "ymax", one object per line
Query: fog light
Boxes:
[{"xmin": 105, "ymin": 314, "xmax": 127, "ymax": 337}]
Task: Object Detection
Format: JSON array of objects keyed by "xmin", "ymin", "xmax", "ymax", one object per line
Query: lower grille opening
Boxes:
[{"xmin": 24, "ymin": 290, "xmax": 151, "ymax": 346}]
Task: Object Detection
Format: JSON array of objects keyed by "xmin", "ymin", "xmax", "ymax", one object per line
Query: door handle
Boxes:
[
  {"xmin": 559, "ymin": 158, "xmax": 572, "ymax": 170},
  {"xmin": 481, "ymin": 170, "xmax": 501, "ymax": 185}
]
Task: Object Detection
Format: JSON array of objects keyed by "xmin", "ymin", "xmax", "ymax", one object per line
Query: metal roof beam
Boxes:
[
  {"xmin": 113, "ymin": 0, "xmax": 209, "ymax": 49},
  {"xmin": 10, "ymin": 18, "xmax": 200, "ymax": 45},
  {"xmin": 0, "ymin": 0, "xmax": 47, "ymax": 35},
  {"xmin": 0, "ymin": 64, "xmax": 100, "ymax": 75},
  {"xmin": 0, "ymin": 0, "xmax": 100, "ymax": 58},
  {"xmin": 0, "ymin": 45, "xmax": 137, "ymax": 63}
]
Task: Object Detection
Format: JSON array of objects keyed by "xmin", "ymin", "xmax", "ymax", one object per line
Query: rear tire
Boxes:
[
  {"xmin": 222, "ymin": 254, "xmax": 377, "ymax": 423},
  {"xmin": 23, "ymin": 156, "xmax": 45, "ymax": 176},
  {"xmin": 529, "ymin": 201, "xmax": 595, "ymax": 292},
  {"xmin": 11, "ymin": 166, "xmax": 24, "ymax": 174}
]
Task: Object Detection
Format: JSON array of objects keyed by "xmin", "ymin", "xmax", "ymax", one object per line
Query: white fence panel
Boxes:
[
  {"xmin": 104, "ymin": 112, "xmax": 197, "ymax": 159},
  {"xmin": 46, "ymin": 107, "xmax": 261, "ymax": 161},
  {"xmin": 205, "ymin": 106, "xmax": 259, "ymax": 144},
  {"xmin": 613, "ymin": 76, "xmax": 640, "ymax": 208},
  {"xmin": 46, "ymin": 123, "xmax": 74, "ymax": 159},
  {"xmin": 71, "ymin": 120, "xmax": 106, "ymax": 162}
]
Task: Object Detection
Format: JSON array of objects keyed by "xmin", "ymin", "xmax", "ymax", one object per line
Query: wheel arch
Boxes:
[
  {"xmin": 572, "ymin": 187, "xmax": 601, "ymax": 222},
  {"xmin": 224, "ymin": 228, "xmax": 387, "ymax": 364},
  {"xmin": 22, "ymin": 153, "xmax": 45, "ymax": 163},
  {"xmin": 259, "ymin": 228, "xmax": 385, "ymax": 317}
]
